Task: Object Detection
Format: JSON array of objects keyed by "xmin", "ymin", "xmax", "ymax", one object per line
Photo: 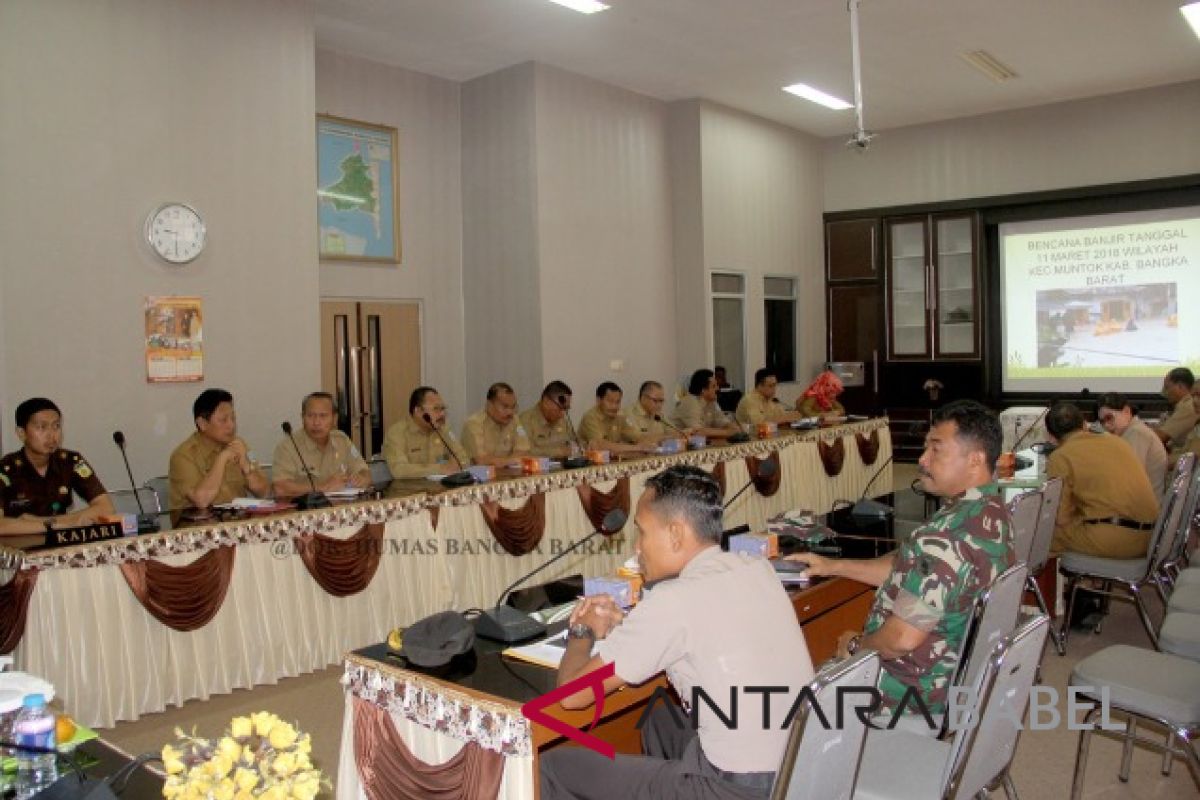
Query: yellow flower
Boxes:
[
  {"xmin": 211, "ymin": 778, "xmax": 235, "ymax": 800},
  {"xmin": 259, "ymin": 784, "xmax": 287, "ymax": 800},
  {"xmin": 233, "ymin": 767, "xmax": 259, "ymax": 793},
  {"xmin": 162, "ymin": 745, "xmax": 186, "ymax": 776},
  {"xmin": 162, "ymin": 776, "xmax": 185, "ymax": 798},
  {"xmin": 295, "ymin": 735, "xmax": 312, "ymax": 756},
  {"xmin": 217, "ymin": 737, "xmax": 241, "ymax": 762},
  {"xmin": 234, "ymin": 791, "xmax": 255, "ymax": 800},
  {"xmin": 294, "ymin": 752, "xmax": 313, "ymax": 772},
  {"xmin": 290, "ymin": 775, "xmax": 320, "ymax": 800},
  {"xmin": 251, "ymin": 711, "xmax": 278, "ymax": 738},
  {"xmin": 268, "ymin": 721, "xmax": 298, "ymax": 750},
  {"xmin": 240, "ymin": 745, "xmax": 256, "ymax": 766},
  {"xmin": 229, "ymin": 716, "xmax": 253, "ymax": 739},
  {"xmin": 207, "ymin": 753, "xmax": 234, "ymax": 780},
  {"xmin": 272, "ymin": 752, "xmax": 298, "ymax": 777}
]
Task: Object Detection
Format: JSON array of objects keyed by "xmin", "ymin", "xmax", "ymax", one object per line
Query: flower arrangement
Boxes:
[{"xmin": 161, "ymin": 712, "xmax": 323, "ymax": 800}]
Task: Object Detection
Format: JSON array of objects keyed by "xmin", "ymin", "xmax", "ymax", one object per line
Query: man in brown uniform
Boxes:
[
  {"xmin": 577, "ymin": 382, "xmax": 655, "ymax": 454},
  {"xmin": 735, "ymin": 368, "xmax": 802, "ymax": 426},
  {"xmin": 0, "ymin": 397, "xmax": 115, "ymax": 535},
  {"xmin": 519, "ymin": 380, "xmax": 577, "ymax": 458},
  {"xmin": 1155, "ymin": 367, "xmax": 1198, "ymax": 454},
  {"xmin": 627, "ymin": 381, "xmax": 680, "ymax": 442},
  {"xmin": 272, "ymin": 392, "xmax": 370, "ymax": 497},
  {"xmin": 168, "ymin": 388, "xmax": 270, "ymax": 511},
  {"xmin": 461, "ymin": 382, "xmax": 531, "ymax": 467},
  {"xmin": 672, "ymin": 369, "xmax": 737, "ymax": 439},
  {"xmin": 382, "ymin": 386, "xmax": 470, "ymax": 478},
  {"xmin": 1046, "ymin": 401, "xmax": 1159, "ymax": 559}
]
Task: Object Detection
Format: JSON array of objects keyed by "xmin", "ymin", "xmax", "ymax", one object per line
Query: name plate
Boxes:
[{"xmin": 44, "ymin": 521, "xmax": 124, "ymax": 548}]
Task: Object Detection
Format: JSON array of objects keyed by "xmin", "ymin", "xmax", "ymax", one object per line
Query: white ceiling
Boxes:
[{"xmin": 315, "ymin": 0, "xmax": 1200, "ymax": 138}]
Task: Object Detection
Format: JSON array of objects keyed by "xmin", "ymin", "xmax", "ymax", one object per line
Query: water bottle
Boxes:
[{"xmin": 13, "ymin": 694, "xmax": 57, "ymax": 800}]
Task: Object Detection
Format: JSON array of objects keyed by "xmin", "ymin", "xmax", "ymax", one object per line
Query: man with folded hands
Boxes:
[{"xmin": 169, "ymin": 388, "xmax": 269, "ymax": 511}]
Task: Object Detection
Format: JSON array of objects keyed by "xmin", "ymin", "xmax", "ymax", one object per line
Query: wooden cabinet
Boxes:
[
  {"xmin": 826, "ymin": 218, "xmax": 879, "ymax": 280},
  {"xmin": 825, "ymin": 217, "xmax": 883, "ymax": 411},
  {"xmin": 885, "ymin": 212, "xmax": 981, "ymax": 361}
]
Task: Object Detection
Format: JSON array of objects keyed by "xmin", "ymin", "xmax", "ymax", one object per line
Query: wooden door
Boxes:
[
  {"xmin": 826, "ymin": 219, "xmax": 880, "ymax": 281},
  {"xmin": 828, "ymin": 283, "xmax": 883, "ymax": 412}
]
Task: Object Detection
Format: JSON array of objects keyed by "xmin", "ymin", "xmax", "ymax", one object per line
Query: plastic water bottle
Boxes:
[{"xmin": 13, "ymin": 694, "xmax": 57, "ymax": 800}]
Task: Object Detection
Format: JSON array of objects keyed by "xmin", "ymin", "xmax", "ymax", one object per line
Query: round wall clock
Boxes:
[{"xmin": 145, "ymin": 203, "xmax": 207, "ymax": 264}]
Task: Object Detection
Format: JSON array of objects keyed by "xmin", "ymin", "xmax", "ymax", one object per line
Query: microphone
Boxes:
[
  {"xmin": 474, "ymin": 508, "xmax": 628, "ymax": 643},
  {"xmin": 726, "ymin": 412, "xmax": 751, "ymax": 444},
  {"xmin": 718, "ymin": 459, "xmax": 778, "ymax": 549},
  {"xmin": 849, "ymin": 420, "xmax": 925, "ymax": 520},
  {"xmin": 654, "ymin": 414, "xmax": 689, "ymax": 438},
  {"xmin": 112, "ymin": 431, "xmax": 160, "ymax": 533},
  {"xmin": 422, "ymin": 413, "xmax": 475, "ymax": 488},
  {"xmin": 280, "ymin": 421, "xmax": 331, "ymax": 509},
  {"xmin": 552, "ymin": 395, "xmax": 591, "ymax": 470}
]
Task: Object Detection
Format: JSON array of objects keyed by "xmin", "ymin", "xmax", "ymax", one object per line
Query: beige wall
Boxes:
[
  {"xmin": 315, "ymin": 49, "xmax": 468, "ymax": 425},
  {"xmin": 0, "ymin": 0, "xmax": 317, "ymax": 486},
  {"xmin": 823, "ymin": 81, "xmax": 1200, "ymax": 212}
]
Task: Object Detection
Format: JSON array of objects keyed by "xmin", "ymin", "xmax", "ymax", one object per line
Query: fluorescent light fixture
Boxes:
[
  {"xmin": 958, "ymin": 50, "xmax": 1018, "ymax": 83},
  {"xmin": 547, "ymin": 0, "xmax": 610, "ymax": 13},
  {"xmin": 1183, "ymin": 2, "xmax": 1200, "ymax": 40},
  {"xmin": 782, "ymin": 83, "xmax": 852, "ymax": 110}
]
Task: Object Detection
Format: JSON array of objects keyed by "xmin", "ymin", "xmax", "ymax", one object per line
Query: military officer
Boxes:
[
  {"xmin": 672, "ymin": 369, "xmax": 738, "ymax": 439},
  {"xmin": 735, "ymin": 368, "xmax": 803, "ymax": 426},
  {"xmin": 382, "ymin": 386, "xmax": 469, "ymax": 478},
  {"xmin": 578, "ymin": 382, "xmax": 655, "ymax": 454},
  {"xmin": 519, "ymin": 381, "xmax": 577, "ymax": 458},
  {"xmin": 168, "ymin": 388, "xmax": 270, "ymax": 511},
  {"xmin": 1, "ymin": 397, "xmax": 115, "ymax": 536},
  {"xmin": 272, "ymin": 392, "xmax": 370, "ymax": 497},
  {"xmin": 461, "ymin": 382, "xmax": 531, "ymax": 467}
]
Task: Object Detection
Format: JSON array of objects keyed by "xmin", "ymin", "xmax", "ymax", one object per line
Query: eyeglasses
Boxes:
[
  {"xmin": 1097, "ymin": 412, "xmax": 1116, "ymax": 424},
  {"xmin": 423, "ymin": 405, "xmax": 448, "ymax": 414},
  {"xmin": 646, "ymin": 396, "xmax": 666, "ymax": 404}
]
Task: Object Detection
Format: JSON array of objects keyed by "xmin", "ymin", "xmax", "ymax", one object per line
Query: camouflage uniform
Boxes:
[{"xmin": 864, "ymin": 486, "xmax": 1014, "ymax": 715}]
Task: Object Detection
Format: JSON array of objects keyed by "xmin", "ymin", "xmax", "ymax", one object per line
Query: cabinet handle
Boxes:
[
  {"xmin": 870, "ymin": 226, "xmax": 876, "ymax": 273},
  {"xmin": 872, "ymin": 349, "xmax": 879, "ymax": 392}
]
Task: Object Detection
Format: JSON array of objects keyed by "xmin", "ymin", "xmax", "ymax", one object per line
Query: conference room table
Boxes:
[{"xmin": 1, "ymin": 418, "xmax": 891, "ymax": 729}]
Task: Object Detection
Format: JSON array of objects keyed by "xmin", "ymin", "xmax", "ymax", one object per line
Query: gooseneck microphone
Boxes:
[
  {"xmin": 654, "ymin": 414, "xmax": 688, "ymax": 438},
  {"xmin": 726, "ymin": 412, "xmax": 752, "ymax": 444},
  {"xmin": 553, "ymin": 395, "xmax": 591, "ymax": 470},
  {"xmin": 280, "ymin": 421, "xmax": 331, "ymax": 509},
  {"xmin": 422, "ymin": 413, "xmax": 475, "ymax": 487},
  {"xmin": 111, "ymin": 431, "xmax": 160, "ymax": 533},
  {"xmin": 474, "ymin": 508, "xmax": 628, "ymax": 643}
]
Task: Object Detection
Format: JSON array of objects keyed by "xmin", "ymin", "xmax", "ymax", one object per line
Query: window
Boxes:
[
  {"xmin": 764, "ymin": 276, "xmax": 797, "ymax": 382},
  {"xmin": 710, "ymin": 272, "xmax": 746, "ymax": 390}
]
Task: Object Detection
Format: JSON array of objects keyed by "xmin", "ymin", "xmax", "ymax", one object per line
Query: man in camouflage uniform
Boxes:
[
  {"xmin": 788, "ymin": 399, "xmax": 1013, "ymax": 717},
  {"xmin": 1, "ymin": 397, "xmax": 115, "ymax": 535}
]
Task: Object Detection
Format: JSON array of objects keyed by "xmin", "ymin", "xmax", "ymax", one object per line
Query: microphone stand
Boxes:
[
  {"xmin": 553, "ymin": 395, "xmax": 591, "ymax": 469},
  {"xmin": 423, "ymin": 413, "xmax": 475, "ymax": 487},
  {"xmin": 280, "ymin": 422, "xmax": 331, "ymax": 509},
  {"xmin": 718, "ymin": 459, "xmax": 778, "ymax": 549},
  {"xmin": 112, "ymin": 431, "xmax": 160, "ymax": 533}
]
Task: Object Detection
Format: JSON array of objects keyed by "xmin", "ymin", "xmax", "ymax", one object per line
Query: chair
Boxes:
[
  {"xmin": 852, "ymin": 614, "xmax": 1050, "ymax": 799},
  {"xmin": 1059, "ymin": 454, "xmax": 1195, "ymax": 650},
  {"xmin": 1026, "ymin": 477, "xmax": 1065, "ymax": 655},
  {"xmin": 1159, "ymin": 465, "xmax": 1200, "ymax": 589},
  {"xmin": 144, "ymin": 476, "xmax": 170, "ymax": 511},
  {"xmin": 368, "ymin": 458, "xmax": 392, "ymax": 485},
  {"xmin": 770, "ymin": 650, "xmax": 880, "ymax": 800},
  {"xmin": 108, "ymin": 487, "xmax": 161, "ymax": 517},
  {"xmin": 954, "ymin": 563, "xmax": 1030, "ymax": 697},
  {"xmin": 1007, "ymin": 491, "xmax": 1043, "ymax": 566}
]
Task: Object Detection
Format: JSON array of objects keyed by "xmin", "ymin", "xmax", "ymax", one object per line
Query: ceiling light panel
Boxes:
[
  {"xmin": 782, "ymin": 83, "xmax": 852, "ymax": 110},
  {"xmin": 547, "ymin": 0, "xmax": 610, "ymax": 14},
  {"xmin": 958, "ymin": 50, "xmax": 1019, "ymax": 83}
]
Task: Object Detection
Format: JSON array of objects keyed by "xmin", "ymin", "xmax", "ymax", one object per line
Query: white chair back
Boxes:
[
  {"xmin": 1007, "ymin": 491, "xmax": 1042, "ymax": 566},
  {"xmin": 770, "ymin": 651, "xmax": 880, "ymax": 800},
  {"xmin": 1147, "ymin": 453, "xmax": 1195, "ymax": 576},
  {"xmin": 144, "ymin": 476, "xmax": 170, "ymax": 511},
  {"xmin": 109, "ymin": 487, "xmax": 161, "ymax": 517},
  {"xmin": 955, "ymin": 563, "xmax": 1029, "ymax": 697},
  {"xmin": 945, "ymin": 615, "xmax": 1050, "ymax": 798},
  {"xmin": 1027, "ymin": 477, "xmax": 1062, "ymax": 574}
]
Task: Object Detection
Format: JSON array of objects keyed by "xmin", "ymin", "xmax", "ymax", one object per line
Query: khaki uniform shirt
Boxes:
[
  {"xmin": 597, "ymin": 547, "xmax": 814, "ymax": 773},
  {"xmin": 1121, "ymin": 417, "xmax": 1167, "ymax": 494},
  {"xmin": 168, "ymin": 432, "xmax": 248, "ymax": 510},
  {"xmin": 577, "ymin": 406, "xmax": 640, "ymax": 446},
  {"xmin": 627, "ymin": 402, "xmax": 668, "ymax": 440},
  {"xmin": 672, "ymin": 395, "xmax": 728, "ymax": 431},
  {"xmin": 382, "ymin": 418, "xmax": 469, "ymax": 478},
  {"xmin": 735, "ymin": 391, "xmax": 791, "ymax": 425},
  {"xmin": 1159, "ymin": 395, "xmax": 1198, "ymax": 451},
  {"xmin": 272, "ymin": 429, "xmax": 367, "ymax": 486},
  {"xmin": 1047, "ymin": 431, "xmax": 1160, "ymax": 559},
  {"xmin": 797, "ymin": 396, "xmax": 846, "ymax": 418},
  {"xmin": 460, "ymin": 411, "xmax": 530, "ymax": 462},
  {"xmin": 519, "ymin": 406, "xmax": 573, "ymax": 456},
  {"xmin": 0, "ymin": 448, "xmax": 107, "ymax": 518}
]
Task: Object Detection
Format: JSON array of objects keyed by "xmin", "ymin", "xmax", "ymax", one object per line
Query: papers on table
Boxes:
[
  {"xmin": 326, "ymin": 487, "xmax": 368, "ymax": 498},
  {"xmin": 502, "ymin": 629, "xmax": 599, "ymax": 670},
  {"xmin": 226, "ymin": 497, "xmax": 276, "ymax": 509}
]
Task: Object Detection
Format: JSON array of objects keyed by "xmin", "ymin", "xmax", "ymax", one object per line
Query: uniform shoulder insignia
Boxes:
[
  {"xmin": 75, "ymin": 461, "xmax": 94, "ymax": 479},
  {"xmin": 60, "ymin": 451, "xmax": 69, "ymax": 460},
  {"xmin": 0, "ymin": 472, "xmax": 9, "ymax": 487}
]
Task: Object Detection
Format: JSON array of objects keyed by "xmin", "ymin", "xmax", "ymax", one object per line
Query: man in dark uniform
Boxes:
[{"xmin": 0, "ymin": 397, "xmax": 115, "ymax": 535}]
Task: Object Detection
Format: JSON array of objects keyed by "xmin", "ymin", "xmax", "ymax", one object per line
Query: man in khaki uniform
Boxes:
[
  {"xmin": 1046, "ymin": 402, "xmax": 1159, "ymax": 559},
  {"xmin": 382, "ymin": 386, "xmax": 469, "ymax": 478},
  {"xmin": 1155, "ymin": 367, "xmax": 1198, "ymax": 454},
  {"xmin": 626, "ymin": 381, "xmax": 679, "ymax": 442},
  {"xmin": 169, "ymin": 388, "xmax": 270, "ymax": 511},
  {"xmin": 461, "ymin": 382, "xmax": 531, "ymax": 467},
  {"xmin": 672, "ymin": 369, "xmax": 737, "ymax": 439},
  {"xmin": 1096, "ymin": 392, "xmax": 1167, "ymax": 493},
  {"xmin": 273, "ymin": 392, "xmax": 370, "ymax": 497},
  {"xmin": 519, "ymin": 380, "xmax": 576, "ymax": 458},
  {"xmin": 735, "ymin": 368, "xmax": 802, "ymax": 426},
  {"xmin": 578, "ymin": 382, "xmax": 655, "ymax": 454}
]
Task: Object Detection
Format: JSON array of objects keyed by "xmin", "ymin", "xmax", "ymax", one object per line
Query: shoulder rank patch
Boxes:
[{"xmin": 75, "ymin": 462, "xmax": 94, "ymax": 479}]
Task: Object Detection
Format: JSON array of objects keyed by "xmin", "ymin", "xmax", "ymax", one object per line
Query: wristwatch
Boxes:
[
  {"xmin": 567, "ymin": 623, "xmax": 595, "ymax": 642},
  {"xmin": 846, "ymin": 634, "xmax": 863, "ymax": 655}
]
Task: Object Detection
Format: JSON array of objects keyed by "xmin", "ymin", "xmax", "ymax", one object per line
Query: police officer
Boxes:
[
  {"xmin": 0, "ymin": 397, "xmax": 115, "ymax": 536},
  {"xmin": 461, "ymin": 383, "xmax": 532, "ymax": 467},
  {"xmin": 272, "ymin": 392, "xmax": 371, "ymax": 497},
  {"xmin": 382, "ymin": 386, "xmax": 469, "ymax": 478}
]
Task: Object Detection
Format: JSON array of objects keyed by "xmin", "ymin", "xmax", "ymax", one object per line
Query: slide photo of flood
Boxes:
[{"xmin": 1035, "ymin": 283, "xmax": 1178, "ymax": 368}]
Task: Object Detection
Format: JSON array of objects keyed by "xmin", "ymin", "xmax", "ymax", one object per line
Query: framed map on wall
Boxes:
[{"xmin": 317, "ymin": 114, "xmax": 400, "ymax": 263}]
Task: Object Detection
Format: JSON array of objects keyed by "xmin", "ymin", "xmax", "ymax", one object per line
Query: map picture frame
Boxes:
[{"xmin": 316, "ymin": 114, "xmax": 401, "ymax": 263}]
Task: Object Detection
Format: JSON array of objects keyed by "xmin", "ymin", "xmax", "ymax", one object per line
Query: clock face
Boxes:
[{"xmin": 146, "ymin": 203, "xmax": 206, "ymax": 264}]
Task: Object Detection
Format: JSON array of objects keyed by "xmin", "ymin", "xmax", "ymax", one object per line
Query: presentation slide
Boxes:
[{"xmin": 1000, "ymin": 206, "xmax": 1200, "ymax": 394}]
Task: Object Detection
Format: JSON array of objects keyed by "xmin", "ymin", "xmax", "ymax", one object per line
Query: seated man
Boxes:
[
  {"xmin": 1155, "ymin": 367, "xmax": 1198, "ymax": 454},
  {"xmin": 787, "ymin": 400, "xmax": 1013, "ymax": 720},
  {"xmin": 735, "ymin": 368, "xmax": 802, "ymax": 426},
  {"xmin": 461, "ymin": 382, "xmax": 531, "ymax": 467},
  {"xmin": 577, "ymin": 382, "xmax": 656, "ymax": 455},
  {"xmin": 672, "ymin": 369, "xmax": 738, "ymax": 439},
  {"xmin": 519, "ymin": 380, "xmax": 576, "ymax": 458},
  {"xmin": 1096, "ymin": 392, "xmax": 1167, "ymax": 493},
  {"xmin": 795, "ymin": 370, "xmax": 846, "ymax": 420},
  {"xmin": 168, "ymin": 388, "xmax": 269, "ymax": 511},
  {"xmin": 1, "ymin": 397, "xmax": 116, "ymax": 535},
  {"xmin": 272, "ymin": 392, "xmax": 370, "ymax": 498},
  {"xmin": 1046, "ymin": 401, "xmax": 1158, "ymax": 559},
  {"xmin": 626, "ymin": 380, "xmax": 682, "ymax": 443},
  {"xmin": 382, "ymin": 386, "xmax": 469, "ymax": 478},
  {"xmin": 540, "ymin": 465, "xmax": 814, "ymax": 799}
]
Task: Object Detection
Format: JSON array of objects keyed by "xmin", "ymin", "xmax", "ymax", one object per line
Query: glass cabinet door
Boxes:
[
  {"xmin": 887, "ymin": 219, "xmax": 929, "ymax": 358},
  {"xmin": 934, "ymin": 215, "xmax": 978, "ymax": 357}
]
